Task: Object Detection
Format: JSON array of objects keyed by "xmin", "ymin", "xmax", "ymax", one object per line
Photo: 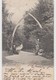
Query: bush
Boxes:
[{"xmin": 40, "ymin": 33, "xmax": 53, "ymax": 53}]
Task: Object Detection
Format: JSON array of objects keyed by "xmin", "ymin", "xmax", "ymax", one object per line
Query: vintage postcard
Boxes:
[{"xmin": 2, "ymin": 0, "xmax": 54, "ymax": 80}]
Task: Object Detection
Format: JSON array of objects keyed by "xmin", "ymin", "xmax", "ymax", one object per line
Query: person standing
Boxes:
[
  {"xmin": 12, "ymin": 45, "xmax": 19, "ymax": 54},
  {"xmin": 35, "ymin": 39, "xmax": 39, "ymax": 55}
]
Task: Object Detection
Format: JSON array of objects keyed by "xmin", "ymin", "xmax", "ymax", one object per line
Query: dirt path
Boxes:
[{"xmin": 4, "ymin": 51, "xmax": 53, "ymax": 66}]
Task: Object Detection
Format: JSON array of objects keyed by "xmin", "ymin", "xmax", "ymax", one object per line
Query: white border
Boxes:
[
  {"xmin": 0, "ymin": 0, "xmax": 2, "ymax": 80},
  {"xmin": 54, "ymin": 0, "xmax": 56, "ymax": 80}
]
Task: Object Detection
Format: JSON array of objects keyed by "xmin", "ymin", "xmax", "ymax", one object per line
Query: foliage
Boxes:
[
  {"xmin": 2, "ymin": 1, "xmax": 14, "ymax": 50},
  {"xmin": 23, "ymin": 0, "xmax": 54, "ymax": 55},
  {"xmin": 2, "ymin": 0, "xmax": 54, "ymax": 57}
]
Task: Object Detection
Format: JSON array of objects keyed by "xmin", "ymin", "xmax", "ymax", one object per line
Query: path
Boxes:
[{"xmin": 3, "ymin": 51, "xmax": 53, "ymax": 66}]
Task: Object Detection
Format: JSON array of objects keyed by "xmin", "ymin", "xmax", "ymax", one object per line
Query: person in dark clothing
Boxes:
[{"xmin": 35, "ymin": 39, "xmax": 39, "ymax": 55}]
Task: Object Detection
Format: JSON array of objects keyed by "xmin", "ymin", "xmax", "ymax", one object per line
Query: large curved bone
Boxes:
[
  {"xmin": 28, "ymin": 13, "xmax": 42, "ymax": 29},
  {"xmin": 11, "ymin": 13, "xmax": 42, "ymax": 49}
]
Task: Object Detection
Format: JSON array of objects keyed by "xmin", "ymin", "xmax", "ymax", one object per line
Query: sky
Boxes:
[{"xmin": 4, "ymin": 0, "xmax": 39, "ymax": 24}]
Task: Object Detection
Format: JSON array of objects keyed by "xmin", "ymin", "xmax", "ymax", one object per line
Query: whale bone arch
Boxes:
[{"xmin": 11, "ymin": 13, "xmax": 42, "ymax": 49}]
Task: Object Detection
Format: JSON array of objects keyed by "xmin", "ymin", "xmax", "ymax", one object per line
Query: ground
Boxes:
[{"xmin": 2, "ymin": 51, "xmax": 53, "ymax": 66}]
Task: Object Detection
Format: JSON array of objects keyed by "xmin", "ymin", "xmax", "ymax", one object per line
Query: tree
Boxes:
[
  {"xmin": 2, "ymin": 1, "xmax": 9, "ymax": 50},
  {"xmin": 23, "ymin": 0, "xmax": 54, "ymax": 54},
  {"xmin": 2, "ymin": 1, "xmax": 14, "ymax": 50}
]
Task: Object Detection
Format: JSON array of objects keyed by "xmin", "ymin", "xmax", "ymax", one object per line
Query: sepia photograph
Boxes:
[
  {"xmin": 2, "ymin": 0, "xmax": 54, "ymax": 66},
  {"xmin": 2, "ymin": 0, "xmax": 54, "ymax": 80}
]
